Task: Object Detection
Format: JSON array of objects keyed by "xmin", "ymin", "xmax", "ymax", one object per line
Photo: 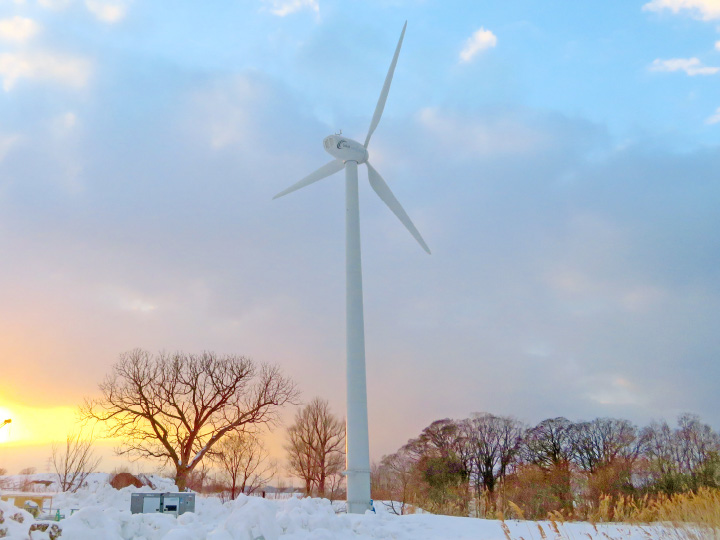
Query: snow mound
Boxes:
[
  {"xmin": 0, "ymin": 475, "xmax": 689, "ymax": 540},
  {"xmin": 0, "ymin": 499, "xmax": 34, "ymax": 539}
]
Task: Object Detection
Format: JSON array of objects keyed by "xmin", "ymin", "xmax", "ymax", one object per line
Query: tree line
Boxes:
[
  {"xmin": 29, "ymin": 348, "xmax": 718, "ymax": 518},
  {"xmin": 372, "ymin": 412, "xmax": 720, "ymax": 518}
]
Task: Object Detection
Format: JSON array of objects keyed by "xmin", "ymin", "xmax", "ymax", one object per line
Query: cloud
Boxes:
[
  {"xmin": 649, "ymin": 57, "xmax": 720, "ymax": 75},
  {"xmin": 37, "ymin": 0, "xmax": 129, "ymax": 22},
  {"xmin": 459, "ymin": 27, "xmax": 497, "ymax": 62},
  {"xmin": 100, "ymin": 287, "xmax": 159, "ymax": 313},
  {"xmin": 262, "ymin": 0, "xmax": 319, "ymax": 16},
  {"xmin": 48, "ymin": 111, "xmax": 79, "ymax": 138},
  {"xmin": 716, "ymin": 40, "xmax": 720, "ymax": 50},
  {"xmin": 413, "ymin": 107, "xmax": 603, "ymax": 159},
  {"xmin": 185, "ymin": 72, "xmax": 313, "ymax": 158},
  {"xmin": 190, "ymin": 76, "xmax": 275, "ymax": 149},
  {"xmin": 586, "ymin": 374, "xmax": 644, "ymax": 406},
  {"xmin": 37, "ymin": 0, "xmax": 72, "ymax": 9},
  {"xmin": 417, "ymin": 107, "xmax": 545, "ymax": 155},
  {"xmin": 0, "ymin": 133, "xmax": 20, "ymax": 162},
  {"xmin": 706, "ymin": 106, "xmax": 720, "ymax": 124},
  {"xmin": 0, "ymin": 51, "xmax": 91, "ymax": 90},
  {"xmin": 0, "ymin": 16, "xmax": 40, "ymax": 42},
  {"xmin": 85, "ymin": 0, "xmax": 127, "ymax": 23},
  {"xmin": 643, "ymin": 0, "xmax": 720, "ymax": 20}
]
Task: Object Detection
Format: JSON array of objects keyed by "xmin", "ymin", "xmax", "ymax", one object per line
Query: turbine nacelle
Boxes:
[{"xmin": 323, "ymin": 135, "xmax": 368, "ymax": 164}]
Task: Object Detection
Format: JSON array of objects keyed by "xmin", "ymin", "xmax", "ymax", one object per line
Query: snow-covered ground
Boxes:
[{"xmin": 0, "ymin": 474, "xmax": 696, "ymax": 539}]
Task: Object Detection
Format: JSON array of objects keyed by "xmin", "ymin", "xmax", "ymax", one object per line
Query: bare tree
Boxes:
[
  {"xmin": 675, "ymin": 413, "xmax": 720, "ymax": 476},
  {"xmin": 523, "ymin": 417, "xmax": 574, "ymax": 470},
  {"xmin": 285, "ymin": 398, "xmax": 345, "ymax": 497},
  {"xmin": 51, "ymin": 430, "xmax": 101, "ymax": 493},
  {"xmin": 568, "ymin": 417, "xmax": 648, "ymax": 503},
  {"xmin": 408, "ymin": 419, "xmax": 464, "ymax": 458},
  {"xmin": 286, "ymin": 420, "xmax": 316, "ymax": 495},
  {"xmin": 570, "ymin": 418, "xmax": 645, "ymax": 474},
  {"xmin": 642, "ymin": 419, "xmax": 678, "ymax": 478},
  {"xmin": 522, "ymin": 417, "xmax": 575, "ymax": 511},
  {"xmin": 642, "ymin": 413, "xmax": 720, "ymax": 491},
  {"xmin": 460, "ymin": 413, "xmax": 525, "ymax": 498},
  {"xmin": 212, "ymin": 431, "xmax": 275, "ymax": 499},
  {"xmin": 375, "ymin": 448, "xmax": 419, "ymax": 515},
  {"xmin": 82, "ymin": 349, "xmax": 297, "ymax": 490},
  {"xmin": 325, "ymin": 467, "xmax": 346, "ymax": 501},
  {"xmin": 403, "ymin": 419, "xmax": 472, "ymax": 477}
]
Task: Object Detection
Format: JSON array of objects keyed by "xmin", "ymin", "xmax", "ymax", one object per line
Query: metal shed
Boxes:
[{"xmin": 130, "ymin": 492, "xmax": 195, "ymax": 517}]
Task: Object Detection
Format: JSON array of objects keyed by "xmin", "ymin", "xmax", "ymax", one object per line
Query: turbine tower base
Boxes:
[{"xmin": 345, "ymin": 469, "xmax": 371, "ymax": 514}]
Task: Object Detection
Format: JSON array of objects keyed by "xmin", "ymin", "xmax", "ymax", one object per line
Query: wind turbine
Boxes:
[{"xmin": 273, "ymin": 21, "xmax": 429, "ymax": 514}]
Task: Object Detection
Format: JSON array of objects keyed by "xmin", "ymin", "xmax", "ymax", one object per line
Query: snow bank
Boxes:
[
  {"xmin": 0, "ymin": 475, "xmax": 692, "ymax": 539},
  {"xmin": 52, "ymin": 493, "xmax": 684, "ymax": 540},
  {"xmin": 0, "ymin": 499, "xmax": 34, "ymax": 539}
]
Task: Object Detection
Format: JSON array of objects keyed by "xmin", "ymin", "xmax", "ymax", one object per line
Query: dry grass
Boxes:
[
  {"xmin": 500, "ymin": 489, "xmax": 720, "ymax": 540},
  {"xmin": 585, "ymin": 488, "xmax": 720, "ymax": 529}
]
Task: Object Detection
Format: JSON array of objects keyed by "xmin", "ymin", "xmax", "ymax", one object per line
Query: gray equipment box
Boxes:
[{"xmin": 130, "ymin": 492, "xmax": 195, "ymax": 517}]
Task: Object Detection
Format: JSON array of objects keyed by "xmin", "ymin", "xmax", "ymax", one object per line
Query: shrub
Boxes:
[
  {"xmin": 109, "ymin": 472, "xmax": 143, "ymax": 489},
  {"xmin": 503, "ymin": 465, "xmax": 570, "ymax": 519}
]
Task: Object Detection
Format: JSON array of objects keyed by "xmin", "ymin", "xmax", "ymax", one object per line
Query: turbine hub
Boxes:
[{"xmin": 323, "ymin": 135, "xmax": 368, "ymax": 164}]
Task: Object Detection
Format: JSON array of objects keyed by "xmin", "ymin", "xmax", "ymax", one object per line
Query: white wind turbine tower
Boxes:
[{"xmin": 273, "ymin": 21, "xmax": 430, "ymax": 514}]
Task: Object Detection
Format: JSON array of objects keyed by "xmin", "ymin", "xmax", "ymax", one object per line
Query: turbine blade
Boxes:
[
  {"xmin": 363, "ymin": 21, "xmax": 407, "ymax": 148},
  {"xmin": 272, "ymin": 159, "xmax": 344, "ymax": 200},
  {"xmin": 366, "ymin": 161, "xmax": 430, "ymax": 254}
]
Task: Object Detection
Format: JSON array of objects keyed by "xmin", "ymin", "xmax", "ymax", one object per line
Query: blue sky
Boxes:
[{"xmin": 1, "ymin": 0, "xmax": 719, "ymax": 467}]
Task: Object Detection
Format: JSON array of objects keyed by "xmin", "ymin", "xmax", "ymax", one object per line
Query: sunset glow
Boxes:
[{"xmin": 0, "ymin": 400, "xmax": 77, "ymax": 446}]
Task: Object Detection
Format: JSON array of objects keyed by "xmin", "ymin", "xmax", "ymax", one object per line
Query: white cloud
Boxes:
[
  {"xmin": 716, "ymin": 39, "xmax": 720, "ymax": 50},
  {"xmin": 706, "ymin": 106, "xmax": 720, "ymax": 124},
  {"xmin": 0, "ymin": 51, "xmax": 91, "ymax": 91},
  {"xmin": 0, "ymin": 133, "xmax": 20, "ymax": 162},
  {"xmin": 121, "ymin": 297, "xmax": 157, "ymax": 313},
  {"xmin": 193, "ymin": 78, "xmax": 264, "ymax": 149},
  {"xmin": 649, "ymin": 57, "xmax": 720, "ymax": 75},
  {"xmin": 643, "ymin": 0, "xmax": 720, "ymax": 20},
  {"xmin": 50, "ymin": 111, "xmax": 78, "ymax": 136},
  {"xmin": 621, "ymin": 285, "xmax": 666, "ymax": 312},
  {"xmin": 38, "ymin": 0, "xmax": 129, "ymax": 22},
  {"xmin": 60, "ymin": 111, "xmax": 77, "ymax": 129},
  {"xmin": 417, "ymin": 107, "xmax": 547, "ymax": 156},
  {"xmin": 586, "ymin": 374, "xmax": 643, "ymax": 406},
  {"xmin": 0, "ymin": 16, "xmax": 40, "ymax": 42},
  {"xmin": 262, "ymin": 0, "xmax": 318, "ymax": 16},
  {"xmin": 99, "ymin": 287, "xmax": 159, "ymax": 313},
  {"xmin": 459, "ymin": 27, "xmax": 497, "ymax": 62},
  {"xmin": 38, "ymin": 0, "xmax": 72, "ymax": 9},
  {"xmin": 85, "ymin": 0, "xmax": 126, "ymax": 23}
]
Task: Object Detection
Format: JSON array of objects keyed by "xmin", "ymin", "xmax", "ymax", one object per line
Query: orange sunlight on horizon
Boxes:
[
  {"xmin": 0, "ymin": 398, "xmax": 292, "ymax": 477},
  {"xmin": 0, "ymin": 399, "xmax": 78, "ymax": 447}
]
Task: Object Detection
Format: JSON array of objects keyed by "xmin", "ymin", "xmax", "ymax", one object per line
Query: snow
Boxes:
[
  {"xmin": 0, "ymin": 500, "xmax": 34, "ymax": 538},
  {"xmin": 0, "ymin": 473, "xmax": 694, "ymax": 539}
]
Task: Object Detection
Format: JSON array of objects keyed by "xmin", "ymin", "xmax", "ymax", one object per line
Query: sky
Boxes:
[{"xmin": 0, "ymin": 0, "xmax": 719, "ymax": 474}]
